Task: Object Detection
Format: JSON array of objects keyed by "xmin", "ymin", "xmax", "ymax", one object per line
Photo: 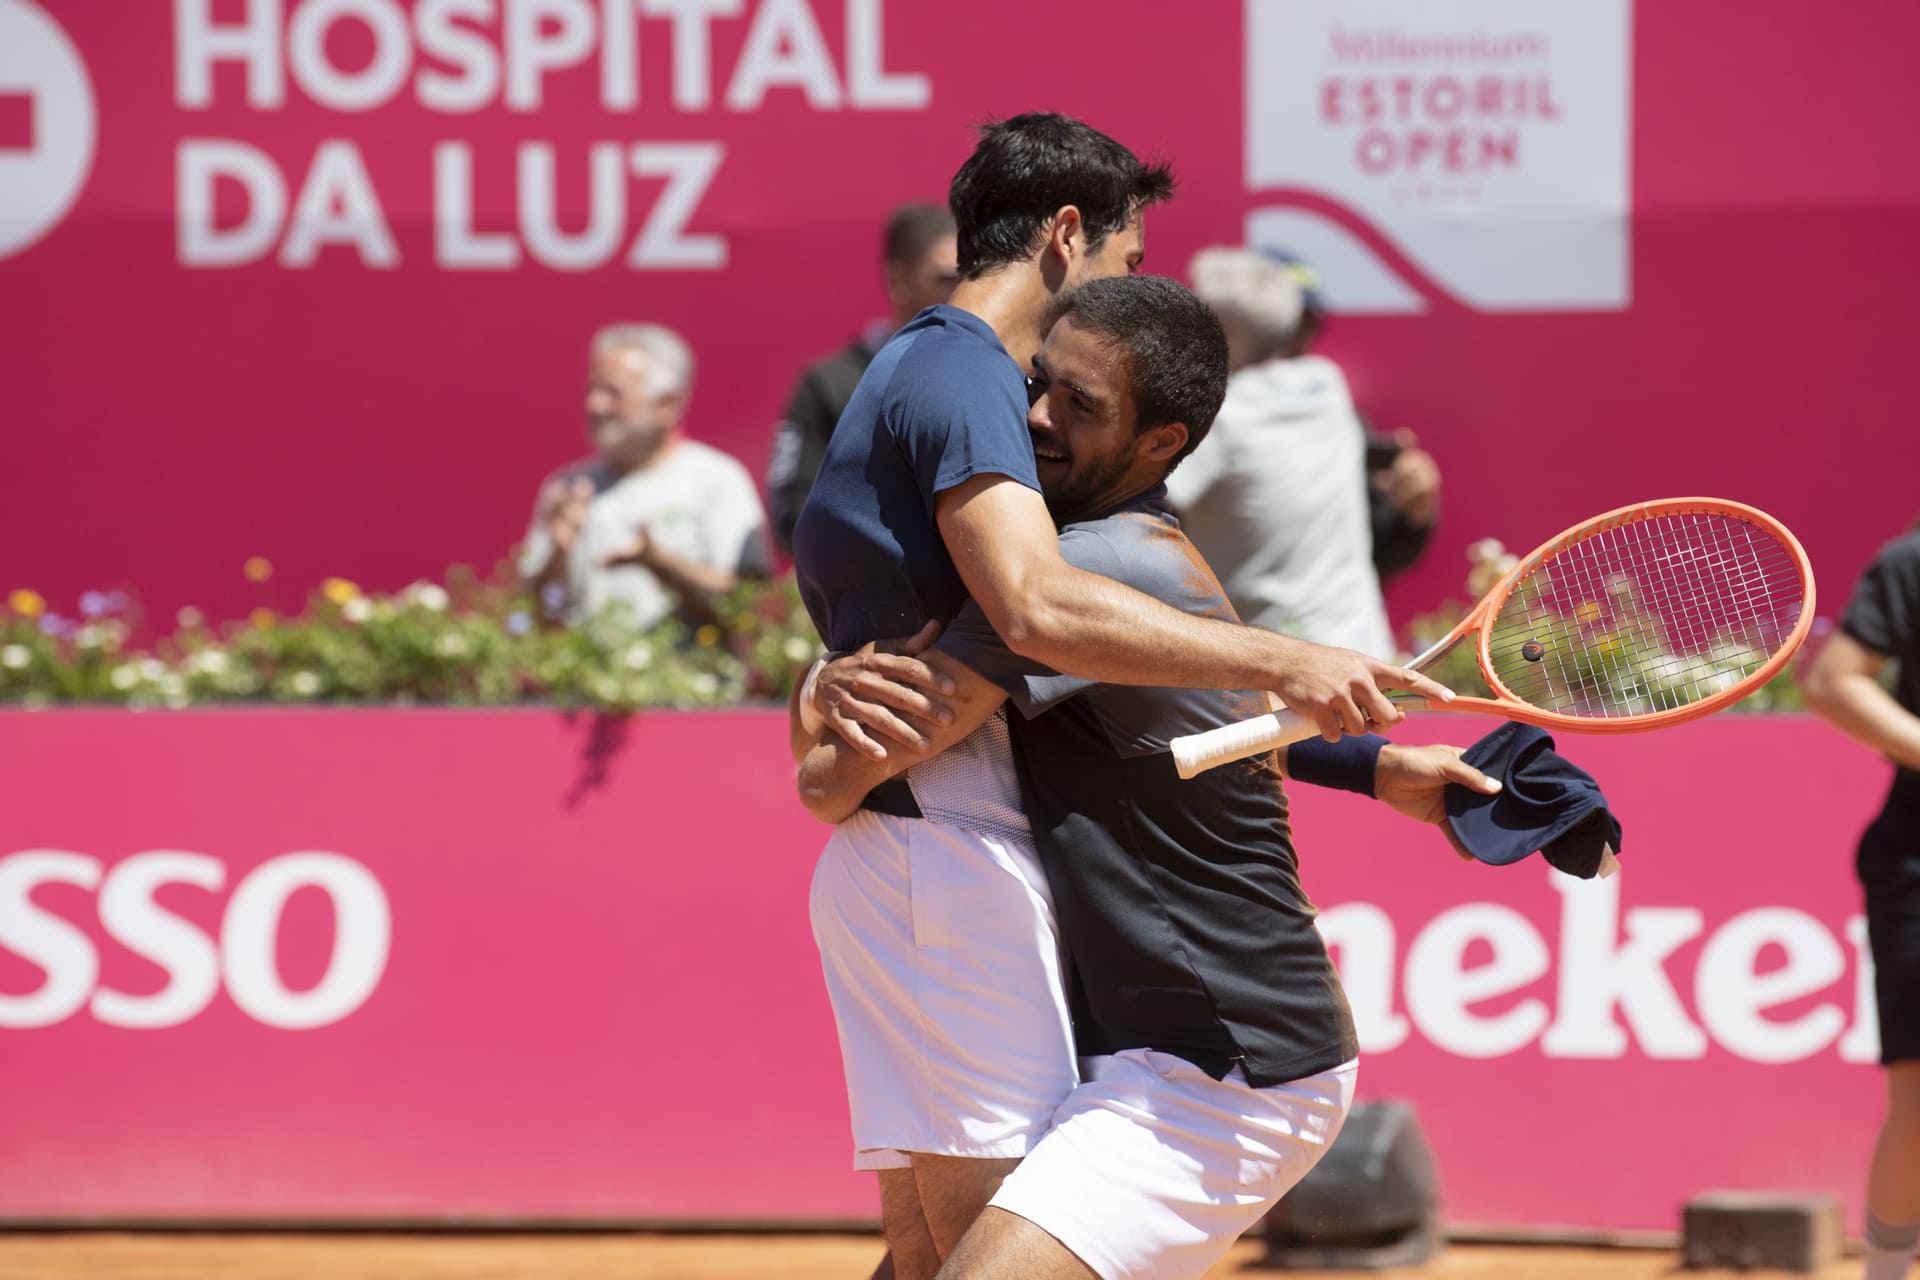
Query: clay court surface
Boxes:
[{"xmin": 0, "ymin": 1233, "xmax": 1863, "ymax": 1279}]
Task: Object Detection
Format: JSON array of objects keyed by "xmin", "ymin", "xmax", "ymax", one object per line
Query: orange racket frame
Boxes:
[
  {"xmin": 1405, "ymin": 495, "xmax": 1815, "ymax": 734},
  {"xmin": 1170, "ymin": 497, "xmax": 1816, "ymax": 779}
]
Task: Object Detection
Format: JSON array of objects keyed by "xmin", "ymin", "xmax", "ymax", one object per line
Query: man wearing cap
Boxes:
[
  {"xmin": 1254, "ymin": 250, "xmax": 1443, "ymax": 584},
  {"xmin": 796, "ymin": 275, "xmax": 1499, "ymax": 1280},
  {"xmin": 1174, "ymin": 249, "xmax": 1442, "ymax": 655}
]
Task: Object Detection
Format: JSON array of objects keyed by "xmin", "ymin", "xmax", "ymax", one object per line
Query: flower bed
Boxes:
[
  {"xmin": 3, "ymin": 538, "xmax": 1805, "ymax": 711},
  {"xmin": 1, "ymin": 567, "xmax": 823, "ymax": 712}
]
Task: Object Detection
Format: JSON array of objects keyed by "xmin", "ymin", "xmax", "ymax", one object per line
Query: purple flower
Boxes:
[
  {"xmin": 38, "ymin": 615, "xmax": 76, "ymax": 638},
  {"xmin": 540, "ymin": 582, "xmax": 568, "ymax": 614},
  {"xmin": 79, "ymin": 591, "xmax": 108, "ymax": 617},
  {"xmin": 506, "ymin": 611, "xmax": 533, "ymax": 636}
]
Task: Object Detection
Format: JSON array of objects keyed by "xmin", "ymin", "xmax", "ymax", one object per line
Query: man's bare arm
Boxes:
[
  {"xmin": 798, "ymin": 652, "xmax": 1008, "ymax": 823},
  {"xmin": 788, "ymin": 673, "xmax": 817, "ymax": 766},
  {"xmin": 603, "ymin": 533, "xmax": 742, "ymax": 629},
  {"xmin": 935, "ymin": 475, "xmax": 1451, "ymax": 740},
  {"xmin": 791, "ymin": 623, "xmax": 958, "ymax": 764},
  {"xmin": 1806, "ymin": 633, "xmax": 1920, "ymax": 770},
  {"xmin": 642, "ymin": 545, "xmax": 741, "ymax": 624}
]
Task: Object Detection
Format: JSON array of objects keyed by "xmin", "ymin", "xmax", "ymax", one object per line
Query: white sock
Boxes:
[{"xmin": 1866, "ymin": 1214, "xmax": 1920, "ymax": 1280}]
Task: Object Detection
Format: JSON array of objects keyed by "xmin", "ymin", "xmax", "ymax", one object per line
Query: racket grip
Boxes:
[{"xmin": 1170, "ymin": 709, "xmax": 1321, "ymax": 780}]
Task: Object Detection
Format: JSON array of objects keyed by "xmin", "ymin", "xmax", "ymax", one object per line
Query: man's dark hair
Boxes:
[
  {"xmin": 1053, "ymin": 275, "xmax": 1228, "ymax": 471},
  {"xmin": 883, "ymin": 202, "xmax": 955, "ymax": 265},
  {"xmin": 948, "ymin": 113, "xmax": 1176, "ymax": 279}
]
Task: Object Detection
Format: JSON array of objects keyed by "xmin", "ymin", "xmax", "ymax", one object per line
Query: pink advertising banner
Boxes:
[
  {"xmin": 3, "ymin": 0, "xmax": 1919, "ymax": 629},
  {"xmin": 0, "ymin": 708, "xmax": 1896, "ymax": 1232}
]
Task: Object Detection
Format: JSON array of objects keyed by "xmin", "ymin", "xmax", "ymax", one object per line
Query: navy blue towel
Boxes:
[{"xmin": 1443, "ymin": 723, "xmax": 1623, "ymax": 879}]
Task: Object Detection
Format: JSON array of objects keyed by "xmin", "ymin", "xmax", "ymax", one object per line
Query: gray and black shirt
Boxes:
[{"xmin": 937, "ymin": 488, "xmax": 1359, "ymax": 1088}]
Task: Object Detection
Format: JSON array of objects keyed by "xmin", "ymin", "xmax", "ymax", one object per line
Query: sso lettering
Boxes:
[{"xmin": 0, "ymin": 850, "xmax": 391, "ymax": 1030}]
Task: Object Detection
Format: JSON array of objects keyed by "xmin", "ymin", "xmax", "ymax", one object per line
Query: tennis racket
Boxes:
[{"xmin": 1170, "ymin": 497, "xmax": 1816, "ymax": 779}]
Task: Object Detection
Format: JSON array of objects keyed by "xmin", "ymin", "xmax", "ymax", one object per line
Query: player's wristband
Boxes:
[
  {"xmin": 1285, "ymin": 733, "xmax": 1388, "ymax": 797},
  {"xmin": 797, "ymin": 656, "xmax": 829, "ymax": 737}
]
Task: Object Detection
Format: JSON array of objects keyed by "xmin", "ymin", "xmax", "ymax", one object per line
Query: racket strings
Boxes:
[{"xmin": 1486, "ymin": 511, "xmax": 1805, "ymax": 718}]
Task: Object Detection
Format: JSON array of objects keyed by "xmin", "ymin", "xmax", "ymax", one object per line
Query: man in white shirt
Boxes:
[
  {"xmin": 1171, "ymin": 248, "xmax": 1395, "ymax": 657},
  {"xmin": 518, "ymin": 323, "xmax": 771, "ymax": 629}
]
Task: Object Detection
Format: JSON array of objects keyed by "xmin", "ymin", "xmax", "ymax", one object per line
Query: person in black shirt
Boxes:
[
  {"xmin": 796, "ymin": 276, "xmax": 1494, "ymax": 1280},
  {"xmin": 765, "ymin": 202, "xmax": 959, "ymax": 552},
  {"xmin": 1808, "ymin": 529, "xmax": 1920, "ymax": 1280}
]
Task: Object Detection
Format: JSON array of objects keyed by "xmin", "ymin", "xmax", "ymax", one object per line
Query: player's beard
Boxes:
[{"xmin": 1040, "ymin": 444, "xmax": 1140, "ymax": 525}]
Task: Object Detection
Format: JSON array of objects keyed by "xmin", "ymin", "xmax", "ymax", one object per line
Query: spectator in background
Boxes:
[
  {"xmin": 1171, "ymin": 247, "xmax": 1396, "ymax": 656},
  {"xmin": 1269, "ymin": 252, "xmax": 1442, "ymax": 581},
  {"xmin": 765, "ymin": 203, "xmax": 959, "ymax": 552},
  {"xmin": 1368, "ymin": 428, "xmax": 1442, "ymax": 580},
  {"xmin": 518, "ymin": 323, "xmax": 770, "ymax": 630},
  {"xmin": 1805, "ymin": 526, "xmax": 1920, "ymax": 1280}
]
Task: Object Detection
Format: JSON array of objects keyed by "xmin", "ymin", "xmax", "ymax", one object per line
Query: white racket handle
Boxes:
[{"xmin": 1170, "ymin": 709, "xmax": 1321, "ymax": 780}]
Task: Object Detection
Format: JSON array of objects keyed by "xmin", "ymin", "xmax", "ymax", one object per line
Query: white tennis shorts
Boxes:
[
  {"xmin": 808, "ymin": 809, "xmax": 1076, "ymax": 1171},
  {"xmin": 991, "ymin": 1049, "xmax": 1360, "ymax": 1280}
]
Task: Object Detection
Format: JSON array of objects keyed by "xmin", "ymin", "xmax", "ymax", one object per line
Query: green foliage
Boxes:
[{"xmin": 0, "ymin": 573, "xmax": 823, "ymax": 711}]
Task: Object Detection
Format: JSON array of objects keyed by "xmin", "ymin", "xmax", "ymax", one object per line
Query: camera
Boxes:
[{"xmin": 1364, "ymin": 434, "xmax": 1403, "ymax": 473}]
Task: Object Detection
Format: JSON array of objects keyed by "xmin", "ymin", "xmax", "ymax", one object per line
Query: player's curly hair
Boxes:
[
  {"xmin": 948, "ymin": 113, "xmax": 1175, "ymax": 280},
  {"xmin": 1051, "ymin": 275, "xmax": 1228, "ymax": 472}
]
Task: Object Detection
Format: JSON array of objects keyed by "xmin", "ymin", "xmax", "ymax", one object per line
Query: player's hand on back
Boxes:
[
  {"xmin": 1373, "ymin": 743, "xmax": 1499, "ymax": 861},
  {"xmin": 1269, "ymin": 635, "xmax": 1455, "ymax": 741},
  {"xmin": 812, "ymin": 621, "xmax": 959, "ymax": 761}
]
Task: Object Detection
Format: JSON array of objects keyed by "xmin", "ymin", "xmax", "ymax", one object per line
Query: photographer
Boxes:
[{"xmin": 1171, "ymin": 247, "xmax": 1401, "ymax": 655}]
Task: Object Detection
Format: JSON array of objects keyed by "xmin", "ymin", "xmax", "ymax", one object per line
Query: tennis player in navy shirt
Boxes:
[
  {"xmin": 798, "ymin": 276, "xmax": 1494, "ymax": 1280},
  {"xmin": 788, "ymin": 113, "xmax": 1455, "ymax": 1277},
  {"xmin": 796, "ymin": 299, "xmax": 1034, "ymax": 653}
]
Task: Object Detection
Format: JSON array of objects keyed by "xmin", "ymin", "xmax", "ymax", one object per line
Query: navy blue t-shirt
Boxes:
[
  {"xmin": 937, "ymin": 491, "xmax": 1360, "ymax": 1088},
  {"xmin": 791, "ymin": 305, "xmax": 1039, "ymax": 651}
]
